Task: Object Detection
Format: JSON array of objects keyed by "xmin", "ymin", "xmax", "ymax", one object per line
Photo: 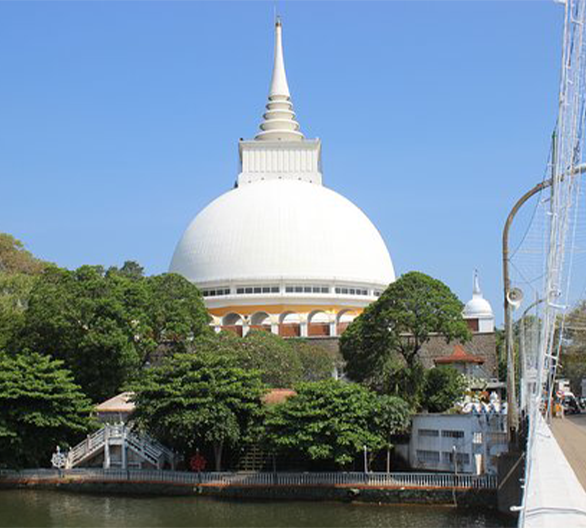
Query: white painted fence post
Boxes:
[
  {"xmin": 121, "ymin": 427, "xmax": 127, "ymax": 470},
  {"xmin": 103, "ymin": 425, "xmax": 110, "ymax": 469}
]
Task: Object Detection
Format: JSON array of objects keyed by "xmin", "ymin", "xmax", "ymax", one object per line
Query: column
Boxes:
[
  {"xmin": 103, "ymin": 426, "xmax": 110, "ymax": 469},
  {"xmin": 300, "ymin": 316, "xmax": 308, "ymax": 338},
  {"xmin": 329, "ymin": 320, "xmax": 337, "ymax": 337},
  {"xmin": 121, "ymin": 426, "xmax": 127, "ymax": 470}
]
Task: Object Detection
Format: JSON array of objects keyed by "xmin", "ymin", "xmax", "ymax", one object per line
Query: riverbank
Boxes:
[{"xmin": 0, "ymin": 468, "xmax": 498, "ymax": 510}]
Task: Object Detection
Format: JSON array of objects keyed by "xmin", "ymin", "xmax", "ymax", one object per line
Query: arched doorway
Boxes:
[
  {"xmin": 336, "ymin": 309, "xmax": 357, "ymax": 335},
  {"xmin": 279, "ymin": 311, "xmax": 301, "ymax": 337},
  {"xmin": 308, "ymin": 310, "xmax": 331, "ymax": 337},
  {"xmin": 250, "ymin": 311, "xmax": 271, "ymax": 332},
  {"xmin": 222, "ymin": 313, "xmax": 244, "ymax": 337}
]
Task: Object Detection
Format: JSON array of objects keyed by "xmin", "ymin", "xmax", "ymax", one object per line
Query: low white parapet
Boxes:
[{"xmin": 521, "ymin": 413, "xmax": 586, "ymax": 528}]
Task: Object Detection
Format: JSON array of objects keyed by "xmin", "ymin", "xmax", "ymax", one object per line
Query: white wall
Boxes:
[{"xmin": 409, "ymin": 413, "xmax": 507, "ymax": 475}]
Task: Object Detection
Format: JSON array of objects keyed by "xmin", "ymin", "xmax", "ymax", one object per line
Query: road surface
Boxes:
[{"xmin": 551, "ymin": 412, "xmax": 586, "ymax": 492}]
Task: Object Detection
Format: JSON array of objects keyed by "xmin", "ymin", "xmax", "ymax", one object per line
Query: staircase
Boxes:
[
  {"xmin": 236, "ymin": 444, "xmax": 271, "ymax": 472},
  {"xmin": 66, "ymin": 424, "xmax": 175, "ymax": 469},
  {"xmin": 67, "ymin": 427, "xmax": 106, "ymax": 468}
]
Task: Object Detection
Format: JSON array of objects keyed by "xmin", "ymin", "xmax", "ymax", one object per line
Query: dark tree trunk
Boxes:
[{"xmin": 213, "ymin": 441, "xmax": 223, "ymax": 472}]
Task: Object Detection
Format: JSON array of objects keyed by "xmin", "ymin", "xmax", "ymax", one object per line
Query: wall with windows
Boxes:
[
  {"xmin": 409, "ymin": 413, "xmax": 507, "ymax": 475},
  {"xmin": 196, "ymin": 280, "xmax": 386, "ymax": 338},
  {"xmin": 199, "ymin": 282, "xmax": 382, "ymax": 299}
]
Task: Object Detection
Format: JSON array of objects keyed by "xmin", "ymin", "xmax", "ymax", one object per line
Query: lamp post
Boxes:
[
  {"xmin": 503, "ymin": 179, "xmax": 552, "ymax": 444},
  {"xmin": 502, "ymin": 160, "xmax": 586, "ymax": 444}
]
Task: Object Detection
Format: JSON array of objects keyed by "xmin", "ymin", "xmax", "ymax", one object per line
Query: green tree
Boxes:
[
  {"xmin": 191, "ymin": 331, "xmax": 314, "ymax": 388},
  {"xmin": 0, "ymin": 234, "xmax": 47, "ymax": 350},
  {"xmin": 375, "ymin": 395, "xmax": 412, "ymax": 472},
  {"xmin": 107, "ymin": 261, "xmax": 145, "ymax": 281},
  {"xmin": 17, "ymin": 265, "xmax": 146, "ymax": 402},
  {"xmin": 238, "ymin": 331, "xmax": 303, "ymax": 387},
  {"xmin": 559, "ymin": 353, "xmax": 586, "ymax": 396},
  {"xmin": 189, "ymin": 330, "xmax": 242, "ymax": 356},
  {"xmin": 421, "ymin": 366, "xmax": 466, "ymax": 413},
  {"xmin": 559, "ymin": 302, "xmax": 586, "ymax": 394},
  {"xmin": 17, "ymin": 266, "xmax": 209, "ymax": 402},
  {"xmin": 0, "ymin": 233, "xmax": 46, "ymax": 276},
  {"xmin": 340, "ymin": 271, "xmax": 470, "ymax": 401},
  {"xmin": 189, "ymin": 332, "xmax": 336, "ymax": 387},
  {"xmin": 265, "ymin": 379, "xmax": 384, "ymax": 468},
  {"xmin": 0, "ymin": 273, "xmax": 37, "ymax": 350},
  {"xmin": 131, "ymin": 352, "xmax": 266, "ymax": 471},
  {"xmin": 289, "ymin": 340, "xmax": 336, "ymax": 382},
  {"xmin": 0, "ymin": 352, "xmax": 93, "ymax": 468},
  {"xmin": 143, "ymin": 273, "xmax": 211, "ymax": 356}
]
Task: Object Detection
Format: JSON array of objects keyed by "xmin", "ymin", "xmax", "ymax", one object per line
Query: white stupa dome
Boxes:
[
  {"xmin": 463, "ymin": 296, "xmax": 494, "ymax": 318},
  {"xmin": 169, "ymin": 19, "xmax": 394, "ymax": 336},
  {"xmin": 463, "ymin": 271, "xmax": 494, "ymax": 319},
  {"xmin": 170, "ymin": 179, "xmax": 394, "ymax": 286}
]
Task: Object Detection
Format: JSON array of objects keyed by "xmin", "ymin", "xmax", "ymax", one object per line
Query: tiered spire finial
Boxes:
[
  {"xmin": 473, "ymin": 269, "xmax": 482, "ymax": 297},
  {"xmin": 255, "ymin": 18, "xmax": 304, "ymax": 141}
]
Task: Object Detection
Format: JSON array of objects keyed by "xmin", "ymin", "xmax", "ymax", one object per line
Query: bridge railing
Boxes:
[{"xmin": 0, "ymin": 468, "xmax": 497, "ymax": 489}]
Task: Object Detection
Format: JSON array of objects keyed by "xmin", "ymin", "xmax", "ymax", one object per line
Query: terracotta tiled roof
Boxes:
[
  {"xmin": 262, "ymin": 388, "xmax": 297, "ymax": 405},
  {"xmin": 434, "ymin": 344, "xmax": 485, "ymax": 365}
]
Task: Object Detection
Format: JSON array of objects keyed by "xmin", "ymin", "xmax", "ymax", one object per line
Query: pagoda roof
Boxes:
[{"xmin": 434, "ymin": 344, "xmax": 485, "ymax": 365}]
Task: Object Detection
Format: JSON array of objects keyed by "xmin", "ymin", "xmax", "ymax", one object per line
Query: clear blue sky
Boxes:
[{"xmin": 0, "ymin": 1, "xmax": 564, "ymax": 322}]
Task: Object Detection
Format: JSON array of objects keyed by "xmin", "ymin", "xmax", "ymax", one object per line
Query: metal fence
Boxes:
[{"xmin": 0, "ymin": 468, "xmax": 497, "ymax": 489}]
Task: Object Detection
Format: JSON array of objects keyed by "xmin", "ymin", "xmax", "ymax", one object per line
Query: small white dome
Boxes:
[
  {"xmin": 463, "ymin": 271, "xmax": 494, "ymax": 319},
  {"xmin": 463, "ymin": 296, "xmax": 494, "ymax": 318},
  {"xmin": 170, "ymin": 179, "xmax": 395, "ymax": 287}
]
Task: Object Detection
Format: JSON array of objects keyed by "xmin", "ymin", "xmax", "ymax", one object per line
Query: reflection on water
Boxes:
[{"xmin": 0, "ymin": 490, "xmax": 515, "ymax": 528}]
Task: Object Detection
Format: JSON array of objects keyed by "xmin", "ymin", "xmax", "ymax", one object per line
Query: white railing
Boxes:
[
  {"xmin": 68, "ymin": 428, "xmax": 106, "ymax": 467},
  {"xmin": 125, "ymin": 433, "xmax": 160, "ymax": 465},
  {"xmin": 0, "ymin": 468, "xmax": 498, "ymax": 490},
  {"xmin": 66, "ymin": 425, "xmax": 176, "ymax": 469}
]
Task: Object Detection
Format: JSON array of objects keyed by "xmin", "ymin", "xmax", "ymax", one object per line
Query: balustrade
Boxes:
[{"xmin": 1, "ymin": 468, "xmax": 497, "ymax": 490}]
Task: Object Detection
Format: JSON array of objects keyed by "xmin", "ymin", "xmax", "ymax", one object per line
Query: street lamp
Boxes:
[
  {"xmin": 503, "ymin": 180, "xmax": 551, "ymax": 443},
  {"xmin": 502, "ymin": 160, "xmax": 586, "ymax": 443}
]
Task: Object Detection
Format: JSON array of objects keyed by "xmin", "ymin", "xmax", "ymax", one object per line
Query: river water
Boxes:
[{"xmin": 0, "ymin": 490, "xmax": 514, "ymax": 527}]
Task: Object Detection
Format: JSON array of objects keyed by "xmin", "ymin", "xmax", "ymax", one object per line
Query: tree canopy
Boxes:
[
  {"xmin": 264, "ymin": 379, "xmax": 410, "ymax": 468},
  {"xmin": 375, "ymin": 395, "xmax": 412, "ymax": 442},
  {"xmin": 0, "ymin": 273, "xmax": 37, "ymax": 350},
  {"xmin": 143, "ymin": 273, "xmax": 211, "ymax": 353},
  {"xmin": 238, "ymin": 331, "xmax": 303, "ymax": 387},
  {"xmin": 340, "ymin": 271, "xmax": 470, "ymax": 401},
  {"xmin": 0, "ymin": 352, "xmax": 93, "ymax": 468},
  {"xmin": 0, "ymin": 234, "xmax": 48, "ymax": 350},
  {"xmin": 131, "ymin": 352, "xmax": 266, "ymax": 471},
  {"xmin": 289, "ymin": 340, "xmax": 338, "ymax": 382},
  {"xmin": 0, "ymin": 233, "xmax": 46, "ymax": 276},
  {"xmin": 559, "ymin": 302, "xmax": 586, "ymax": 395},
  {"xmin": 16, "ymin": 265, "xmax": 210, "ymax": 402},
  {"xmin": 189, "ymin": 331, "xmax": 335, "ymax": 388},
  {"xmin": 421, "ymin": 366, "xmax": 467, "ymax": 413}
]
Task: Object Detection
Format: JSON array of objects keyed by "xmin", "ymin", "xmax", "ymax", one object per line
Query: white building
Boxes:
[
  {"xmin": 407, "ymin": 401, "xmax": 508, "ymax": 475},
  {"xmin": 170, "ymin": 19, "xmax": 395, "ymax": 337}
]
